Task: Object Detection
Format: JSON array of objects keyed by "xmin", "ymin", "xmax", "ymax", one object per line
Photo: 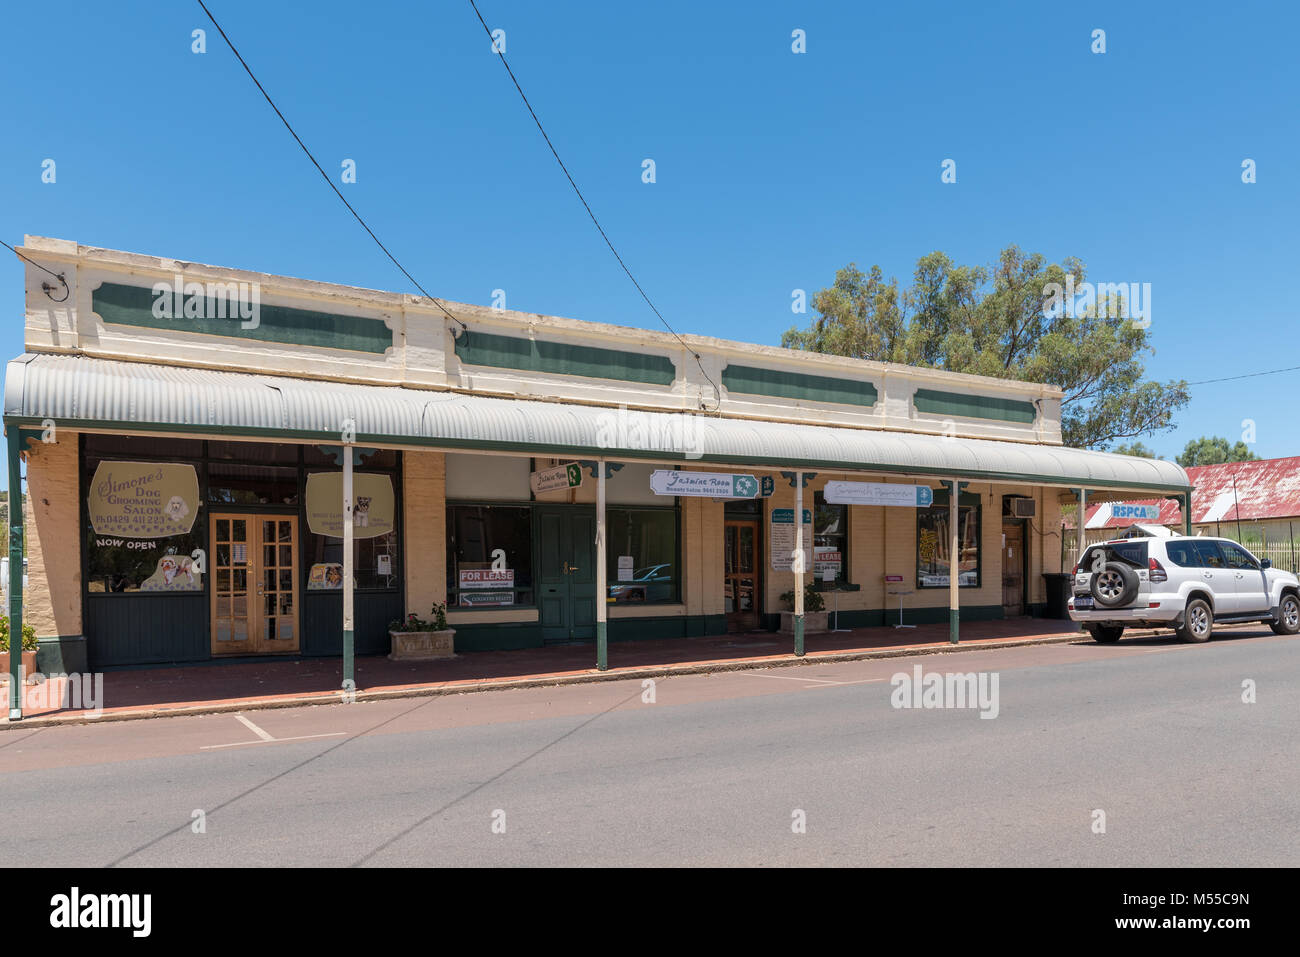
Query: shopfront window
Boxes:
[
  {"xmin": 303, "ymin": 469, "xmax": 400, "ymax": 591},
  {"xmin": 207, "ymin": 463, "xmax": 300, "ymax": 506},
  {"xmin": 917, "ymin": 502, "xmax": 981, "ymax": 588},
  {"xmin": 447, "ymin": 505, "xmax": 533, "ymax": 607},
  {"xmin": 813, "ymin": 491, "xmax": 848, "ymax": 585},
  {"xmin": 606, "ymin": 508, "xmax": 679, "ymax": 604}
]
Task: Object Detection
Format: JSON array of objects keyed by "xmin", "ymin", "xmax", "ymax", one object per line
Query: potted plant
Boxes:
[
  {"xmin": 0, "ymin": 615, "xmax": 39, "ymax": 681},
  {"xmin": 388, "ymin": 602, "xmax": 456, "ymax": 660},
  {"xmin": 778, "ymin": 584, "xmax": 829, "ymax": 635}
]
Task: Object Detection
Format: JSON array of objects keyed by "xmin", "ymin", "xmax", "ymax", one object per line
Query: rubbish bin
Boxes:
[{"xmin": 1042, "ymin": 573, "xmax": 1072, "ymax": 619}]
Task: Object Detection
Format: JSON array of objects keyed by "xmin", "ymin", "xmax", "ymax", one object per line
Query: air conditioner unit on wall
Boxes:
[{"xmin": 1011, "ymin": 497, "xmax": 1036, "ymax": 518}]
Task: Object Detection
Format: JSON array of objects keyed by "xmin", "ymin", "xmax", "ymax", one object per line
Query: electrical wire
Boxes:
[
  {"xmin": 465, "ymin": 0, "xmax": 721, "ymax": 411},
  {"xmin": 1186, "ymin": 364, "xmax": 1300, "ymax": 386},
  {"xmin": 194, "ymin": 0, "xmax": 467, "ymax": 331},
  {"xmin": 1, "ymin": 238, "xmax": 69, "ymax": 303}
]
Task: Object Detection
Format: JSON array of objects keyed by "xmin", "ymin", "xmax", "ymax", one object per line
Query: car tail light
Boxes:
[
  {"xmin": 1149, "ymin": 558, "xmax": 1167, "ymax": 583},
  {"xmin": 1071, "ymin": 563, "xmax": 1079, "ymax": 575}
]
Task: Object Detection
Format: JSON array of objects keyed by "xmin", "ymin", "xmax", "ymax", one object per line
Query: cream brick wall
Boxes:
[
  {"xmin": 21, "ymin": 432, "xmax": 82, "ymax": 637},
  {"xmin": 403, "ymin": 450, "xmax": 445, "ymax": 616}
]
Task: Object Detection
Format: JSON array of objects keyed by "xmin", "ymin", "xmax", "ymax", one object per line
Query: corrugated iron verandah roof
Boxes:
[{"xmin": 3, "ymin": 353, "xmax": 1192, "ymax": 493}]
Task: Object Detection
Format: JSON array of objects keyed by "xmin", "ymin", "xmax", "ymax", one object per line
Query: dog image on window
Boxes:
[{"xmin": 354, "ymin": 496, "xmax": 371, "ymax": 528}]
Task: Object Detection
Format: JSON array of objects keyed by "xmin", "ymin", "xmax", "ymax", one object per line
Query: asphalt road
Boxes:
[{"xmin": 2, "ymin": 629, "xmax": 1296, "ymax": 866}]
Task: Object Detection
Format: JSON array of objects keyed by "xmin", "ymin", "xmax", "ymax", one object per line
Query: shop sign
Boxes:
[
  {"xmin": 823, "ymin": 481, "xmax": 934, "ymax": 508},
  {"xmin": 531, "ymin": 462, "xmax": 584, "ymax": 494},
  {"xmin": 1113, "ymin": 503, "xmax": 1161, "ymax": 521},
  {"xmin": 650, "ymin": 470, "xmax": 759, "ymax": 498},
  {"xmin": 139, "ymin": 552, "xmax": 203, "ymax": 591},
  {"xmin": 87, "ymin": 462, "xmax": 200, "ymax": 538},
  {"xmin": 770, "ymin": 508, "xmax": 812, "ymax": 572},
  {"xmin": 308, "ymin": 563, "xmax": 345, "ymax": 590},
  {"xmin": 459, "ymin": 590, "xmax": 515, "ymax": 607},
  {"xmin": 459, "ymin": 568, "xmax": 515, "ymax": 590},
  {"xmin": 305, "ymin": 473, "xmax": 395, "ymax": 539}
]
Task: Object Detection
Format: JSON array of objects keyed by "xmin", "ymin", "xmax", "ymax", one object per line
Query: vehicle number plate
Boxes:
[{"xmin": 1074, "ymin": 597, "xmax": 1095, "ymax": 609}]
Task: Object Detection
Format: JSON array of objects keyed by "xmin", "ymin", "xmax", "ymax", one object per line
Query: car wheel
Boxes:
[
  {"xmin": 1090, "ymin": 562, "xmax": 1140, "ymax": 608},
  {"xmin": 1271, "ymin": 593, "xmax": 1300, "ymax": 635},
  {"xmin": 1177, "ymin": 598, "xmax": 1214, "ymax": 643},
  {"xmin": 1088, "ymin": 625, "xmax": 1123, "ymax": 644}
]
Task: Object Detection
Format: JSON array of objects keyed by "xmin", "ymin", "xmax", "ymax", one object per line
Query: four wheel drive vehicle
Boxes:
[{"xmin": 1067, "ymin": 535, "xmax": 1300, "ymax": 644}]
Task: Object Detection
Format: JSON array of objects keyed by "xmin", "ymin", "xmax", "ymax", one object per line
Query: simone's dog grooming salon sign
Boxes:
[
  {"xmin": 304, "ymin": 473, "xmax": 395, "ymax": 539},
  {"xmin": 88, "ymin": 462, "xmax": 200, "ymax": 538},
  {"xmin": 88, "ymin": 462, "xmax": 203, "ymax": 592}
]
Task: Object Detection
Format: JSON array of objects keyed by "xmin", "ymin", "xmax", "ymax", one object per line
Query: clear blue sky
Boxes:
[{"xmin": 3, "ymin": 0, "xmax": 1297, "ymax": 486}]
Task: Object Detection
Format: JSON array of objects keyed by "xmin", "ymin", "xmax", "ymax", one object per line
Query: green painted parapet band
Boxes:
[
  {"xmin": 596, "ymin": 621, "xmax": 608, "ymax": 671},
  {"xmin": 794, "ymin": 614, "xmax": 805, "ymax": 657}
]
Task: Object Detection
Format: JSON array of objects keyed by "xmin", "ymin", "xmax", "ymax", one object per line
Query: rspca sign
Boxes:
[{"xmin": 1112, "ymin": 503, "xmax": 1162, "ymax": 521}]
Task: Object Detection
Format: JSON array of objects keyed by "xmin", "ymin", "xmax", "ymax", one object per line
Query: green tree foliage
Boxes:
[
  {"xmin": 782, "ymin": 246, "xmax": 1189, "ymax": 450},
  {"xmin": 1175, "ymin": 436, "xmax": 1260, "ymax": 468},
  {"xmin": 1111, "ymin": 442, "xmax": 1159, "ymax": 458}
]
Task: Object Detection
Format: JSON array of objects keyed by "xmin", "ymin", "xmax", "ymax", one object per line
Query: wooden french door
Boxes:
[
  {"xmin": 210, "ymin": 513, "xmax": 300, "ymax": 655},
  {"xmin": 724, "ymin": 520, "xmax": 760, "ymax": 632}
]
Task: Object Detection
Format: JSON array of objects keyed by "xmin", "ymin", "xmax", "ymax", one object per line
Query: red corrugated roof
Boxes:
[{"xmin": 1077, "ymin": 456, "xmax": 1300, "ymax": 528}]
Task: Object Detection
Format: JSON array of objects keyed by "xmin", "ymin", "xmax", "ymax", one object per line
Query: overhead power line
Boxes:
[
  {"xmin": 465, "ymin": 0, "xmax": 721, "ymax": 410},
  {"xmin": 1, "ymin": 237, "xmax": 69, "ymax": 302},
  {"xmin": 1185, "ymin": 364, "xmax": 1300, "ymax": 386},
  {"xmin": 194, "ymin": 0, "xmax": 467, "ymax": 331}
]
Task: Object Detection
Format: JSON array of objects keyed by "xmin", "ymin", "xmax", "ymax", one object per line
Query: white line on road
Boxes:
[
  {"xmin": 201, "ymin": 732, "xmax": 346, "ymax": 751},
  {"xmin": 737, "ymin": 671, "xmax": 842, "ymax": 684},
  {"xmin": 234, "ymin": 714, "xmax": 275, "ymax": 741}
]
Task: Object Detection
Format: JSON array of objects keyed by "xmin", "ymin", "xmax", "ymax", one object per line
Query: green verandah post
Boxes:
[
  {"xmin": 596, "ymin": 459, "xmax": 607, "ymax": 672},
  {"xmin": 7, "ymin": 427, "xmax": 24, "ymax": 721},
  {"xmin": 342, "ymin": 441, "xmax": 355, "ymax": 694},
  {"xmin": 948, "ymin": 477, "xmax": 959, "ymax": 645},
  {"xmin": 794, "ymin": 471, "xmax": 805, "ymax": 656}
]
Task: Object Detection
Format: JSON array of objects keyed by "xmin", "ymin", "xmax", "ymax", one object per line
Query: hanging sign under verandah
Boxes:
[
  {"xmin": 650, "ymin": 470, "xmax": 759, "ymax": 498},
  {"xmin": 822, "ymin": 481, "xmax": 934, "ymax": 508}
]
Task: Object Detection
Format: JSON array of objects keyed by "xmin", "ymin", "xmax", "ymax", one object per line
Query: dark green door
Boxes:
[{"xmin": 537, "ymin": 507, "xmax": 597, "ymax": 642}]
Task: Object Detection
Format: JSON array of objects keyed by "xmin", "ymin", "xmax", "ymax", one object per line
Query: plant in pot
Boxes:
[
  {"xmin": 0, "ymin": 615, "xmax": 39, "ymax": 682},
  {"xmin": 388, "ymin": 602, "xmax": 456, "ymax": 660},
  {"xmin": 778, "ymin": 583, "xmax": 829, "ymax": 635}
]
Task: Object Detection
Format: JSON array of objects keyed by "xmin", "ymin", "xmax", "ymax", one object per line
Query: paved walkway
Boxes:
[{"xmin": 3, "ymin": 618, "xmax": 1091, "ymax": 726}]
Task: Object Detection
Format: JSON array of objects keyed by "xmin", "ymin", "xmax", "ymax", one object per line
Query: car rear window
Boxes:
[{"xmin": 1082, "ymin": 541, "xmax": 1148, "ymax": 569}]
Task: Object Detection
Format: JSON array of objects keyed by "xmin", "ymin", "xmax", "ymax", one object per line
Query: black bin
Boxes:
[{"xmin": 1042, "ymin": 573, "xmax": 1072, "ymax": 619}]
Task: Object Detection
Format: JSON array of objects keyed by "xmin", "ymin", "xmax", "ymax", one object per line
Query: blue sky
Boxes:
[{"xmin": 3, "ymin": 0, "xmax": 1297, "ymax": 481}]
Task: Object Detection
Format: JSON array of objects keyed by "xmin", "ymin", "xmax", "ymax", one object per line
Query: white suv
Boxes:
[{"xmin": 1067, "ymin": 535, "xmax": 1300, "ymax": 643}]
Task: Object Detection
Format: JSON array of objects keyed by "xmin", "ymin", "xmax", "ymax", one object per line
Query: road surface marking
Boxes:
[
  {"xmin": 234, "ymin": 715, "xmax": 275, "ymax": 741},
  {"xmin": 806, "ymin": 677, "xmax": 890, "ymax": 689},
  {"xmin": 201, "ymin": 731, "xmax": 346, "ymax": 751},
  {"xmin": 737, "ymin": 671, "xmax": 841, "ymax": 684},
  {"xmin": 200, "ymin": 714, "xmax": 348, "ymax": 750}
]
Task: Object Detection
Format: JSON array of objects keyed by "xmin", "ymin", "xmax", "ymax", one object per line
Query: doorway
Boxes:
[
  {"xmin": 1001, "ymin": 521, "xmax": 1026, "ymax": 617},
  {"xmin": 210, "ymin": 513, "xmax": 300, "ymax": 655},
  {"xmin": 536, "ymin": 506, "xmax": 597, "ymax": 642},
  {"xmin": 724, "ymin": 519, "xmax": 761, "ymax": 632}
]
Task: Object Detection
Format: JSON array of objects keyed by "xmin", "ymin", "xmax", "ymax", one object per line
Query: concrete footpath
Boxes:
[{"xmin": 1, "ymin": 618, "xmax": 1099, "ymax": 728}]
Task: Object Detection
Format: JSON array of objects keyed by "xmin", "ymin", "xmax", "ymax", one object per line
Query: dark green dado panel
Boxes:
[
  {"xmin": 722, "ymin": 364, "xmax": 878, "ymax": 407},
  {"xmin": 92, "ymin": 282, "xmax": 394, "ymax": 355},
  {"xmin": 912, "ymin": 388, "xmax": 1037, "ymax": 424},
  {"xmin": 454, "ymin": 330, "xmax": 676, "ymax": 385}
]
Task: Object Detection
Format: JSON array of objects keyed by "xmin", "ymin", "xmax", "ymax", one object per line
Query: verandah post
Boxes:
[
  {"xmin": 6, "ymin": 428, "xmax": 24, "ymax": 721},
  {"xmin": 948, "ymin": 476, "xmax": 959, "ymax": 645},
  {"xmin": 596, "ymin": 459, "xmax": 607, "ymax": 671},
  {"xmin": 794, "ymin": 471, "xmax": 804, "ymax": 656},
  {"xmin": 342, "ymin": 441, "xmax": 355, "ymax": 694}
]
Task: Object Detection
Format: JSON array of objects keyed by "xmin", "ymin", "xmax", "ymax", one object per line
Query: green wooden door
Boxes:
[{"xmin": 537, "ymin": 507, "xmax": 597, "ymax": 642}]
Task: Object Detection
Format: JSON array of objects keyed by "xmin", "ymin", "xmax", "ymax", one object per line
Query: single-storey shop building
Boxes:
[{"xmin": 4, "ymin": 237, "xmax": 1193, "ymax": 701}]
